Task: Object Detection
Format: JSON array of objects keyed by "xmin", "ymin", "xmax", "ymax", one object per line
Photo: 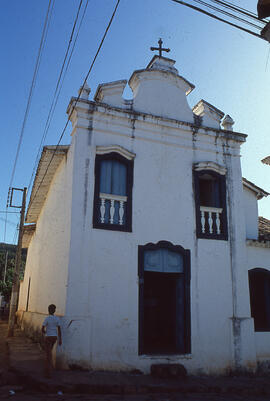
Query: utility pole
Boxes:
[
  {"xmin": 7, "ymin": 187, "xmax": 27, "ymax": 337},
  {"xmin": 3, "ymin": 251, "xmax": 8, "ymax": 283}
]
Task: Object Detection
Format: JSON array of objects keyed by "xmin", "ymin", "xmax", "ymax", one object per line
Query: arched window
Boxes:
[
  {"xmin": 249, "ymin": 268, "xmax": 270, "ymax": 331},
  {"xmin": 93, "ymin": 146, "xmax": 135, "ymax": 232},
  {"xmin": 194, "ymin": 162, "xmax": 227, "ymax": 240}
]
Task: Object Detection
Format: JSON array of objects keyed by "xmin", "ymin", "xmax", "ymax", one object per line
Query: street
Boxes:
[{"xmin": 1, "ymin": 391, "xmax": 270, "ymax": 401}]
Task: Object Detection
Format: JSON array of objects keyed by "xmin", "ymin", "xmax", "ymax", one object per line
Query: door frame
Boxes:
[{"xmin": 138, "ymin": 240, "xmax": 191, "ymax": 355}]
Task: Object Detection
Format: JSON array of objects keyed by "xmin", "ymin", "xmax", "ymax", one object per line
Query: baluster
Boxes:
[
  {"xmin": 201, "ymin": 210, "xmax": 206, "ymax": 233},
  {"xmin": 110, "ymin": 199, "xmax": 115, "ymax": 224},
  {"xmin": 100, "ymin": 198, "xmax": 106, "ymax": 223},
  {"xmin": 216, "ymin": 211, "xmax": 221, "ymax": 235},
  {"xmin": 119, "ymin": 201, "xmax": 124, "ymax": 225},
  {"xmin": 208, "ymin": 211, "xmax": 213, "ymax": 234}
]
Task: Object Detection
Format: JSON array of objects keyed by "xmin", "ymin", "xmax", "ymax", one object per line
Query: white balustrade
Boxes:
[
  {"xmin": 99, "ymin": 193, "xmax": 127, "ymax": 225},
  {"xmin": 201, "ymin": 210, "xmax": 206, "ymax": 233},
  {"xmin": 100, "ymin": 198, "xmax": 106, "ymax": 223},
  {"xmin": 200, "ymin": 206, "xmax": 223, "ymax": 235},
  {"xmin": 109, "ymin": 199, "xmax": 115, "ymax": 224},
  {"xmin": 119, "ymin": 201, "xmax": 125, "ymax": 225}
]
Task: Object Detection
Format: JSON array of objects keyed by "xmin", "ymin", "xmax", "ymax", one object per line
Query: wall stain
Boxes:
[
  {"xmin": 83, "ymin": 158, "xmax": 90, "ymax": 224},
  {"xmin": 87, "ymin": 117, "xmax": 93, "ymax": 146},
  {"xmin": 224, "ymin": 142, "xmax": 241, "ymax": 370}
]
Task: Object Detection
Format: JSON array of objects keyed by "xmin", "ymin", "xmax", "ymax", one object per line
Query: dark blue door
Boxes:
[{"xmin": 138, "ymin": 243, "xmax": 190, "ymax": 355}]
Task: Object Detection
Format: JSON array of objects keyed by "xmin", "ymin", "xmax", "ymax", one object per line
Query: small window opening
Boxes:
[{"xmin": 249, "ymin": 269, "xmax": 270, "ymax": 331}]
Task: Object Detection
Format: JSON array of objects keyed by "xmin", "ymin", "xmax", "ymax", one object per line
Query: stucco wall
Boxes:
[
  {"xmin": 18, "ymin": 153, "xmax": 72, "ymax": 317},
  {"xmin": 243, "ymin": 187, "xmax": 259, "ymax": 240},
  {"xmin": 20, "ymin": 57, "xmax": 270, "ymax": 375},
  {"xmin": 57, "ymin": 99, "xmax": 253, "ymax": 374}
]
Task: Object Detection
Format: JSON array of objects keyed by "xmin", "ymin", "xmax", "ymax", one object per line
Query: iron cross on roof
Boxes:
[{"xmin": 150, "ymin": 38, "xmax": 170, "ymax": 57}]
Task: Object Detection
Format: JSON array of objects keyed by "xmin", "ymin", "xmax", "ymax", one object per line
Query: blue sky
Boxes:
[{"xmin": 1, "ymin": 0, "xmax": 270, "ymax": 244}]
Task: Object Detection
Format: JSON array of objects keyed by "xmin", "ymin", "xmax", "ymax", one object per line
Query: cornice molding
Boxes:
[
  {"xmin": 193, "ymin": 161, "xmax": 227, "ymax": 175},
  {"xmin": 66, "ymin": 98, "xmax": 247, "ymax": 144},
  {"xmin": 96, "ymin": 145, "xmax": 136, "ymax": 160}
]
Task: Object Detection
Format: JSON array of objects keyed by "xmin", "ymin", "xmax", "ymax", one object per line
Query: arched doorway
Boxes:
[{"xmin": 138, "ymin": 241, "xmax": 191, "ymax": 354}]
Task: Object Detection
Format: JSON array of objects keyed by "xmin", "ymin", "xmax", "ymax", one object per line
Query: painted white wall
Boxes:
[
  {"xmin": 19, "ymin": 56, "xmax": 270, "ymax": 375},
  {"xmin": 18, "ymin": 152, "xmax": 73, "ymax": 317},
  {"xmin": 61, "ymin": 75, "xmax": 251, "ymax": 374},
  {"xmin": 243, "ymin": 187, "xmax": 259, "ymax": 240}
]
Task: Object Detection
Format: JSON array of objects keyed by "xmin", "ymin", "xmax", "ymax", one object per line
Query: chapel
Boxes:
[{"xmin": 18, "ymin": 44, "xmax": 270, "ymax": 374}]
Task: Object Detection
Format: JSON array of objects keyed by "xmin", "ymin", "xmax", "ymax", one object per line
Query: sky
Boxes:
[{"xmin": 1, "ymin": 0, "xmax": 270, "ymax": 244}]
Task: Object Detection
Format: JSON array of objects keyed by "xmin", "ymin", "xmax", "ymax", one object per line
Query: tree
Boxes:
[{"xmin": 0, "ymin": 244, "xmax": 26, "ymax": 302}]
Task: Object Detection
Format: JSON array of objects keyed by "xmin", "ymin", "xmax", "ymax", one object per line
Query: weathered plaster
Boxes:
[{"xmin": 18, "ymin": 56, "xmax": 270, "ymax": 375}]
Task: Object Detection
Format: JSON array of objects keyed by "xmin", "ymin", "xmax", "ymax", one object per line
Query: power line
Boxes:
[
  {"xmin": 0, "ymin": 217, "xmax": 18, "ymax": 227},
  {"xmin": 209, "ymin": 0, "xmax": 268, "ymax": 23},
  {"xmin": 171, "ymin": 0, "xmax": 264, "ymax": 40},
  {"xmin": 12, "ymin": 224, "xmax": 19, "ymax": 245},
  {"xmin": 0, "ymin": 212, "xmax": 20, "ymax": 214},
  {"xmin": 191, "ymin": 0, "xmax": 263, "ymax": 29},
  {"xmin": 4, "ymin": 0, "xmax": 54, "ymax": 243},
  {"xmin": 8, "ymin": 0, "xmax": 55, "ymax": 190},
  {"xmin": 28, "ymin": 0, "xmax": 121, "ymax": 213},
  {"xmin": 212, "ymin": 0, "xmax": 267, "ymax": 20},
  {"xmin": 28, "ymin": 0, "xmax": 89, "ymax": 196}
]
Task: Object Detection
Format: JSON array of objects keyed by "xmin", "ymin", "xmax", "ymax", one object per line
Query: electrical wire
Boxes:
[
  {"xmin": 3, "ymin": 0, "xmax": 54, "ymax": 243},
  {"xmin": 12, "ymin": 224, "xmax": 19, "ymax": 245},
  {"xmin": 213, "ymin": 0, "xmax": 266, "ymax": 19},
  {"xmin": 8, "ymin": 0, "xmax": 54, "ymax": 191},
  {"xmin": 0, "ymin": 212, "xmax": 20, "ymax": 214},
  {"xmin": 0, "ymin": 217, "xmax": 18, "ymax": 228},
  {"xmin": 27, "ymin": 0, "xmax": 121, "ymax": 213},
  {"xmin": 28, "ymin": 0, "xmax": 89, "ymax": 196},
  {"xmin": 265, "ymin": 44, "xmax": 270, "ymax": 71},
  {"xmin": 171, "ymin": 0, "xmax": 264, "ymax": 39},
  {"xmin": 209, "ymin": 0, "xmax": 268, "ymax": 23},
  {"xmin": 191, "ymin": 0, "xmax": 263, "ymax": 29}
]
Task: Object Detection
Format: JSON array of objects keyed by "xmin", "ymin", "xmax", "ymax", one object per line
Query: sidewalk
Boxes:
[{"xmin": 1, "ymin": 320, "xmax": 270, "ymax": 396}]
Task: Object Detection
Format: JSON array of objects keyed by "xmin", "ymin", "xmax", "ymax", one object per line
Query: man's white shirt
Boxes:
[{"xmin": 43, "ymin": 315, "xmax": 60, "ymax": 337}]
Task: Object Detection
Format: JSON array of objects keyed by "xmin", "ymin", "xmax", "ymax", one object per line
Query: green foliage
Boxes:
[{"xmin": 0, "ymin": 243, "xmax": 26, "ymax": 302}]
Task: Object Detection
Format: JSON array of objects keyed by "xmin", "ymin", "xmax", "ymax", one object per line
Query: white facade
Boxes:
[{"xmin": 18, "ymin": 55, "xmax": 270, "ymax": 375}]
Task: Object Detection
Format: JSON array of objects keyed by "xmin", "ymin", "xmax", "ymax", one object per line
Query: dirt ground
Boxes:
[
  {"xmin": 2, "ymin": 320, "xmax": 270, "ymax": 401},
  {"xmin": 1, "ymin": 391, "xmax": 270, "ymax": 401}
]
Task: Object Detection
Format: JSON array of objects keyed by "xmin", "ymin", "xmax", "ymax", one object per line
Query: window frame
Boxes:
[
  {"xmin": 93, "ymin": 151, "xmax": 134, "ymax": 232},
  {"xmin": 194, "ymin": 168, "xmax": 228, "ymax": 240},
  {"xmin": 249, "ymin": 268, "xmax": 270, "ymax": 332}
]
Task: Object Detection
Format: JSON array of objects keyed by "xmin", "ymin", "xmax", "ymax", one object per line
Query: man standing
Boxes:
[{"xmin": 42, "ymin": 304, "xmax": 62, "ymax": 378}]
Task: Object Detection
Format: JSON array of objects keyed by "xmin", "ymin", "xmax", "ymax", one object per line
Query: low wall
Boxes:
[{"xmin": 17, "ymin": 310, "xmax": 45, "ymax": 343}]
